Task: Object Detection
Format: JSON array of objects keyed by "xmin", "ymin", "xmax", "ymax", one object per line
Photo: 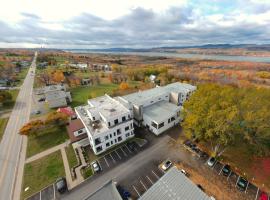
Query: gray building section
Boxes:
[
  {"xmin": 84, "ymin": 180, "xmax": 122, "ymax": 200},
  {"xmin": 139, "ymin": 167, "xmax": 210, "ymax": 200}
]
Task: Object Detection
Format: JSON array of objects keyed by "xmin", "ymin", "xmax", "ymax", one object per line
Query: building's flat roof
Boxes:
[
  {"xmin": 84, "ymin": 180, "xmax": 122, "ymax": 200},
  {"xmin": 45, "ymin": 90, "xmax": 67, "ymax": 101},
  {"xmin": 143, "ymin": 101, "xmax": 180, "ymax": 124},
  {"xmin": 122, "ymin": 82, "xmax": 196, "ymax": 106},
  {"xmin": 139, "ymin": 167, "xmax": 210, "ymax": 200}
]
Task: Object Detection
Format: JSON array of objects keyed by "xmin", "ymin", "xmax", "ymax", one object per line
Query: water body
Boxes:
[{"xmin": 68, "ymin": 50, "xmax": 270, "ymax": 63}]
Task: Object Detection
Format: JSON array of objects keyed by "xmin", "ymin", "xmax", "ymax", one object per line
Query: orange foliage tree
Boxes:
[
  {"xmin": 19, "ymin": 120, "xmax": 44, "ymax": 136},
  {"xmin": 119, "ymin": 82, "xmax": 129, "ymax": 90}
]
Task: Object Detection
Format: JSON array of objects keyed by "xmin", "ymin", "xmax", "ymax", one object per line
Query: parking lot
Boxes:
[{"xmin": 26, "ymin": 184, "xmax": 60, "ymax": 200}]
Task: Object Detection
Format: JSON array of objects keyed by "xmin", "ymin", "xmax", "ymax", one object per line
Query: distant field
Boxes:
[
  {"xmin": 0, "ymin": 118, "xmax": 8, "ymax": 142},
  {"xmin": 27, "ymin": 125, "xmax": 68, "ymax": 158},
  {"xmin": 22, "ymin": 151, "xmax": 65, "ymax": 200},
  {"xmin": 70, "ymin": 83, "xmax": 118, "ymax": 107}
]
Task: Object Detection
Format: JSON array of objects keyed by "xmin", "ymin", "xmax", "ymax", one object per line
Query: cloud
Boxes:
[{"xmin": 0, "ymin": 2, "xmax": 269, "ymax": 48}]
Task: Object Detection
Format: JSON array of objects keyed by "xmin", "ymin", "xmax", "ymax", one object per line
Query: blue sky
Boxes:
[{"xmin": 0, "ymin": 0, "xmax": 269, "ymax": 48}]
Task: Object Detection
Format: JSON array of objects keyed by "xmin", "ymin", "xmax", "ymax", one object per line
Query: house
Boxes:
[
  {"xmin": 83, "ymin": 180, "xmax": 122, "ymax": 200},
  {"xmin": 75, "ymin": 95, "xmax": 134, "ymax": 155},
  {"xmin": 117, "ymin": 82, "xmax": 196, "ymax": 135},
  {"xmin": 45, "ymin": 90, "xmax": 72, "ymax": 108},
  {"xmin": 57, "ymin": 106, "xmax": 75, "ymax": 117},
  {"xmin": 35, "ymin": 84, "xmax": 66, "ymax": 95},
  {"xmin": 139, "ymin": 167, "xmax": 210, "ymax": 200},
  {"xmin": 70, "ymin": 63, "xmax": 88, "ymax": 69},
  {"xmin": 67, "ymin": 118, "xmax": 88, "ymax": 145}
]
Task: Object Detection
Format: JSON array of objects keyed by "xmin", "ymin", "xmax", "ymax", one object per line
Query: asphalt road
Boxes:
[{"xmin": 0, "ymin": 52, "xmax": 37, "ymax": 200}]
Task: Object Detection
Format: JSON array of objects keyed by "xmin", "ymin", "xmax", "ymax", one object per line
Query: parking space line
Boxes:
[
  {"xmin": 227, "ymin": 171, "xmax": 232, "ymax": 180},
  {"xmin": 103, "ymin": 156, "xmax": 110, "ymax": 167},
  {"xmin": 53, "ymin": 184, "xmax": 56, "ymax": 199},
  {"xmin": 146, "ymin": 176, "xmax": 153, "ymax": 184},
  {"xmin": 212, "ymin": 161, "xmax": 218, "ymax": 169},
  {"xmin": 158, "ymin": 167, "xmax": 165, "ymax": 174},
  {"xmin": 152, "ymin": 170, "xmax": 159, "ymax": 179},
  {"xmin": 133, "ymin": 185, "xmax": 141, "ymax": 197},
  {"xmin": 40, "ymin": 191, "xmax": 41, "ymax": 200},
  {"xmin": 109, "ymin": 153, "xmax": 116, "ymax": 163},
  {"xmin": 97, "ymin": 160, "xmax": 103, "ymax": 171},
  {"xmin": 125, "ymin": 144, "xmax": 132, "ymax": 153},
  {"xmin": 254, "ymin": 187, "xmax": 259, "ymax": 200},
  {"xmin": 245, "ymin": 182, "xmax": 249, "ymax": 193},
  {"xmin": 115, "ymin": 150, "xmax": 121, "ymax": 159},
  {"xmin": 235, "ymin": 176, "xmax": 240, "ymax": 187},
  {"xmin": 140, "ymin": 180, "xmax": 147, "ymax": 191},
  {"xmin": 219, "ymin": 164, "xmax": 224, "ymax": 175},
  {"xmin": 120, "ymin": 147, "xmax": 127, "ymax": 156}
]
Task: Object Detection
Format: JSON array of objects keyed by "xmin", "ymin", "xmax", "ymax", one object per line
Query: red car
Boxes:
[{"xmin": 260, "ymin": 192, "xmax": 268, "ymax": 200}]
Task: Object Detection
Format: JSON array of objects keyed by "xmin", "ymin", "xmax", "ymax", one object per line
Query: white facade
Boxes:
[{"xmin": 75, "ymin": 95, "xmax": 134, "ymax": 155}]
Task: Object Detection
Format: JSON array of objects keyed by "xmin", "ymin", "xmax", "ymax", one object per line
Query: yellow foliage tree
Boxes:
[{"xmin": 119, "ymin": 82, "xmax": 129, "ymax": 90}]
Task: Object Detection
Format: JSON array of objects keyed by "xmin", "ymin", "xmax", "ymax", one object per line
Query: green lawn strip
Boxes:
[
  {"xmin": 0, "ymin": 118, "xmax": 8, "ymax": 142},
  {"xmin": 70, "ymin": 83, "xmax": 119, "ymax": 107},
  {"xmin": 1, "ymin": 89, "xmax": 19, "ymax": 111},
  {"xmin": 21, "ymin": 151, "xmax": 65, "ymax": 200},
  {"xmin": 27, "ymin": 125, "xmax": 69, "ymax": 158},
  {"xmin": 81, "ymin": 166, "xmax": 93, "ymax": 179},
  {"xmin": 15, "ymin": 67, "xmax": 29, "ymax": 86},
  {"xmin": 65, "ymin": 145, "xmax": 79, "ymax": 170}
]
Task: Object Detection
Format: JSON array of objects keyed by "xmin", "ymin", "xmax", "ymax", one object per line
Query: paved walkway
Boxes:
[{"xmin": 25, "ymin": 140, "xmax": 70, "ymax": 163}]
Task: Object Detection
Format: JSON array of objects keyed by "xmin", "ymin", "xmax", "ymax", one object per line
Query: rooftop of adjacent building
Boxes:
[
  {"xmin": 45, "ymin": 90, "xmax": 69, "ymax": 101},
  {"xmin": 122, "ymin": 82, "xmax": 196, "ymax": 107},
  {"xmin": 139, "ymin": 166, "xmax": 210, "ymax": 200},
  {"xmin": 143, "ymin": 101, "xmax": 181, "ymax": 124},
  {"xmin": 67, "ymin": 119, "xmax": 88, "ymax": 143}
]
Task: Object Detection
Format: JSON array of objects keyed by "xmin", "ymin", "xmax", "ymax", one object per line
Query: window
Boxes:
[
  {"xmin": 117, "ymin": 129, "xmax": 121, "ymax": 135},
  {"xmin": 115, "ymin": 139, "xmax": 117, "ymax": 143},
  {"xmin": 158, "ymin": 122, "xmax": 164, "ymax": 129},
  {"xmin": 131, "ymin": 131, "xmax": 134, "ymax": 135},
  {"xmin": 125, "ymin": 126, "xmax": 129, "ymax": 131},
  {"xmin": 168, "ymin": 118, "xmax": 171, "ymax": 123},
  {"xmin": 108, "ymin": 122, "xmax": 111, "ymax": 127},
  {"xmin": 126, "ymin": 133, "xmax": 130, "ymax": 137},
  {"xmin": 113, "ymin": 132, "xmax": 116, "ymax": 136},
  {"xmin": 105, "ymin": 135, "xmax": 109, "ymax": 140},
  {"xmin": 128, "ymin": 115, "xmax": 130, "ymax": 119},
  {"xmin": 106, "ymin": 142, "xmax": 110, "ymax": 147},
  {"xmin": 171, "ymin": 117, "xmax": 175, "ymax": 121},
  {"xmin": 130, "ymin": 123, "xmax": 133, "ymax": 128},
  {"xmin": 114, "ymin": 119, "xmax": 119, "ymax": 125},
  {"xmin": 122, "ymin": 116, "xmax": 126, "ymax": 122},
  {"xmin": 111, "ymin": 141, "xmax": 113, "ymax": 145},
  {"xmin": 93, "ymin": 117, "xmax": 95, "ymax": 120},
  {"xmin": 151, "ymin": 121, "xmax": 157, "ymax": 129},
  {"xmin": 118, "ymin": 136, "xmax": 122, "ymax": 142},
  {"xmin": 96, "ymin": 146, "xmax": 103, "ymax": 152},
  {"xmin": 110, "ymin": 134, "xmax": 112, "ymax": 138},
  {"xmin": 94, "ymin": 138, "xmax": 101, "ymax": 145}
]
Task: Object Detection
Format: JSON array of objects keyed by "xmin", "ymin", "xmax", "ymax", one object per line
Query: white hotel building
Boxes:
[
  {"xmin": 75, "ymin": 95, "xmax": 134, "ymax": 155},
  {"xmin": 75, "ymin": 82, "xmax": 196, "ymax": 154}
]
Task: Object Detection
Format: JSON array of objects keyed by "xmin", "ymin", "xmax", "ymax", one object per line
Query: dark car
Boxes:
[
  {"xmin": 117, "ymin": 185, "xmax": 131, "ymax": 200},
  {"xmin": 127, "ymin": 141, "xmax": 136, "ymax": 151},
  {"xmin": 56, "ymin": 177, "xmax": 68, "ymax": 194},
  {"xmin": 237, "ymin": 177, "xmax": 248, "ymax": 191},
  {"xmin": 197, "ymin": 184, "xmax": 204, "ymax": 191},
  {"xmin": 222, "ymin": 164, "xmax": 231, "ymax": 176},
  {"xmin": 38, "ymin": 97, "xmax": 45, "ymax": 102}
]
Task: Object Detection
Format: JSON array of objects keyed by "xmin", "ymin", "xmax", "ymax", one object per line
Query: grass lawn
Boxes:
[
  {"xmin": 15, "ymin": 67, "xmax": 29, "ymax": 86},
  {"xmin": 65, "ymin": 144, "xmax": 78, "ymax": 169},
  {"xmin": 0, "ymin": 118, "xmax": 8, "ymax": 142},
  {"xmin": 1, "ymin": 89, "xmax": 19, "ymax": 111},
  {"xmin": 81, "ymin": 166, "xmax": 93, "ymax": 179},
  {"xmin": 21, "ymin": 151, "xmax": 65, "ymax": 200},
  {"xmin": 70, "ymin": 83, "xmax": 119, "ymax": 107},
  {"xmin": 27, "ymin": 125, "xmax": 69, "ymax": 158}
]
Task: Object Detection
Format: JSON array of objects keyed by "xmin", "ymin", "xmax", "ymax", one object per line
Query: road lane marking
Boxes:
[
  {"xmin": 120, "ymin": 147, "xmax": 127, "ymax": 156},
  {"xmin": 132, "ymin": 185, "xmax": 141, "ymax": 197},
  {"xmin": 245, "ymin": 182, "xmax": 249, "ymax": 193},
  {"xmin": 146, "ymin": 176, "xmax": 153, "ymax": 184},
  {"xmin": 152, "ymin": 170, "xmax": 159, "ymax": 179},
  {"xmin": 109, "ymin": 153, "xmax": 116, "ymax": 163},
  {"xmin": 115, "ymin": 150, "xmax": 121, "ymax": 159},
  {"xmin": 103, "ymin": 156, "xmax": 110, "ymax": 167},
  {"xmin": 125, "ymin": 144, "xmax": 132, "ymax": 153},
  {"xmin": 140, "ymin": 180, "xmax": 147, "ymax": 191}
]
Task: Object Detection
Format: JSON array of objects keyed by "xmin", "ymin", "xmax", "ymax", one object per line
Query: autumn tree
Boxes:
[
  {"xmin": 19, "ymin": 120, "xmax": 44, "ymax": 136},
  {"xmin": 119, "ymin": 82, "xmax": 129, "ymax": 90},
  {"xmin": 45, "ymin": 111, "xmax": 69, "ymax": 126},
  {"xmin": 0, "ymin": 90, "xmax": 12, "ymax": 105},
  {"xmin": 53, "ymin": 70, "xmax": 65, "ymax": 83}
]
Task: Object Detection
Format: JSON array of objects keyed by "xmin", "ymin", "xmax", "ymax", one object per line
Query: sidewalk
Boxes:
[{"xmin": 25, "ymin": 140, "xmax": 70, "ymax": 163}]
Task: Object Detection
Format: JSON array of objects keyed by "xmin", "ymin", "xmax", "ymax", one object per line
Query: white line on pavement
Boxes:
[
  {"xmin": 212, "ymin": 161, "xmax": 218, "ymax": 169},
  {"xmin": 245, "ymin": 182, "xmax": 249, "ymax": 193},
  {"xmin": 133, "ymin": 185, "xmax": 141, "ymax": 197},
  {"xmin": 120, "ymin": 147, "xmax": 127, "ymax": 156},
  {"xmin": 219, "ymin": 165, "xmax": 225, "ymax": 175},
  {"xmin": 140, "ymin": 180, "xmax": 147, "ymax": 191},
  {"xmin": 227, "ymin": 171, "xmax": 232, "ymax": 181},
  {"xmin": 103, "ymin": 156, "xmax": 110, "ymax": 167},
  {"xmin": 125, "ymin": 144, "xmax": 132, "ymax": 153},
  {"xmin": 53, "ymin": 184, "xmax": 56, "ymax": 199},
  {"xmin": 115, "ymin": 150, "xmax": 121, "ymax": 159},
  {"xmin": 158, "ymin": 167, "xmax": 165, "ymax": 174},
  {"xmin": 146, "ymin": 176, "xmax": 153, "ymax": 184},
  {"xmin": 254, "ymin": 187, "xmax": 259, "ymax": 200},
  {"xmin": 152, "ymin": 170, "xmax": 159, "ymax": 179},
  {"xmin": 235, "ymin": 176, "xmax": 240, "ymax": 187},
  {"xmin": 110, "ymin": 153, "xmax": 116, "ymax": 163},
  {"xmin": 40, "ymin": 191, "xmax": 42, "ymax": 200}
]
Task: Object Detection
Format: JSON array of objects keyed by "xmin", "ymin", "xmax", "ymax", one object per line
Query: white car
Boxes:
[
  {"xmin": 207, "ymin": 157, "xmax": 216, "ymax": 167},
  {"xmin": 91, "ymin": 161, "xmax": 101, "ymax": 173},
  {"xmin": 180, "ymin": 169, "xmax": 187, "ymax": 176},
  {"xmin": 161, "ymin": 160, "xmax": 172, "ymax": 171}
]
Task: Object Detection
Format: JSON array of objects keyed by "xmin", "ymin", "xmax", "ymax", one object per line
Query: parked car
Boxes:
[
  {"xmin": 222, "ymin": 164, "xmax": 231, "ymax": 176},
  {"xmin": 207, "ymin": 157, "xmax": 216, "ymax": 167},
  {"xmin": 55, "ymin": 177, "xmax": 68, "ymax": 194},
  {"xmin": 38, "ymin": 97, "xmax": 45, "ymax": 102},
  {"xmin": 259, "ymin": 192, "xmax": 268, "ymax": 200},
  {"xmin": 180, "ymin": 169, "xmax": 188, "ymax": 176},
  {"xmin": 91, "ymin": 161, "xmax": 101, "ymax": 173},
  {"xmin": 35, "ymin": 110, "xmax": 41, "ymax": 115},
  {"xmin": 237, "ymin": 177, "xmax": 248, "ymax": 191},
  {"xmin": 161, "ymin": 160, "xmax": 172, "ymax": 171},
  {"xmin": 197, "ymin": 184, "xmax": 204, "ymax": 191},
  {"xmin": 117, "ymin": 185, "xmax": 131, "ymax": 200}
]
